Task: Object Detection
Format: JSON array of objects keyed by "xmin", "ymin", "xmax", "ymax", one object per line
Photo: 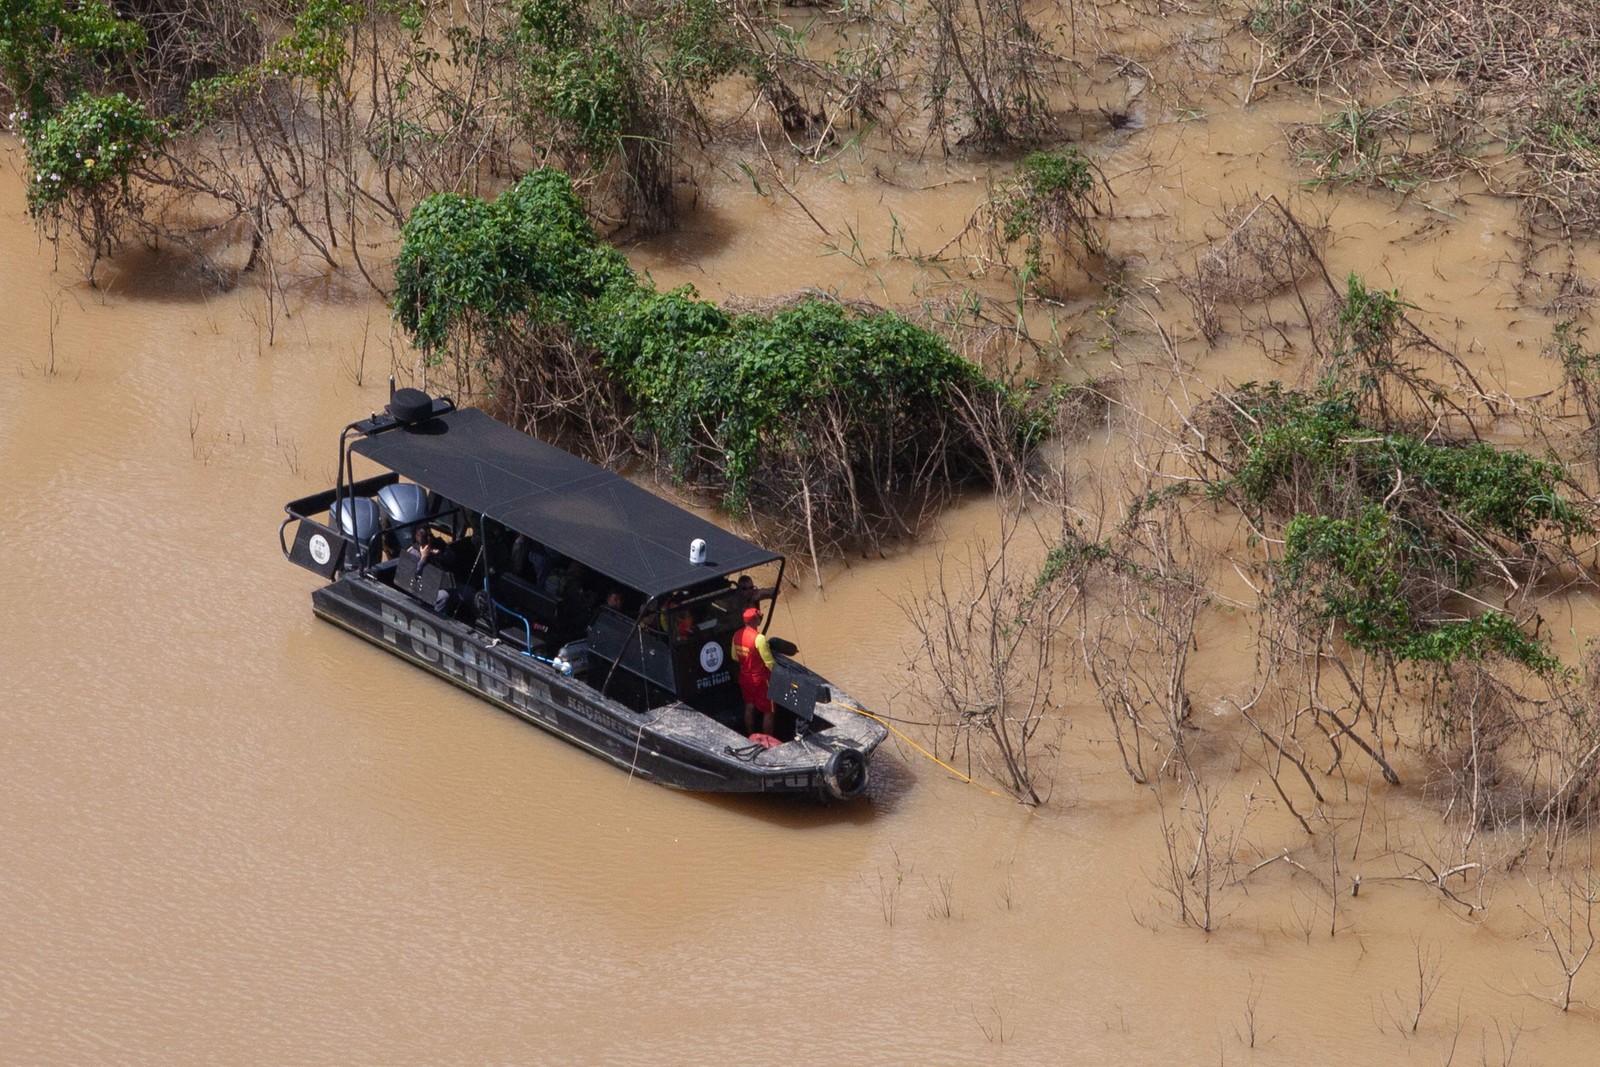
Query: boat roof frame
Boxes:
[{"xmin": 344, "ymin": 406, "xmax": 782, "ymax": 600}]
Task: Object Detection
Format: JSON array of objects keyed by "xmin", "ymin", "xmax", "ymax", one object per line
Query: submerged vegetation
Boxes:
[
  {"xmin": 0, "ymin": 0, "xmax": 1086, "ymax": 279},
  {"xmin": 395, "ymin": 168, "xmax": 1041, "ymax": 553},
  {"xmin": 974, "ymin": 149, "xmax": 1105, "ymax": 295},
  {"xmin": 8, "ymin": 0, "xmax": 1600, "ymax": 985},
  {"xmin": 1207, "ymin": 278, "xmax": 1589, "ymax": 675},
  {"xmin": 1250, "ymin": 0, "xmax": 1600, "ymax": 236}
]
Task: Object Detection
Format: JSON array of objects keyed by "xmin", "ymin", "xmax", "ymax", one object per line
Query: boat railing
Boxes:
[
  {"xmin": 491, "ymin": 600, "xmax": 540, "ymax": 656},
  {"xmin": 282, "ymin": 471, "xmax": 401, "ymax": 526}
]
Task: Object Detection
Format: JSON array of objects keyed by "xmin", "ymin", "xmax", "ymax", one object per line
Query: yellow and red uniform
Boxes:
[{"xmin": 732, "ymin": 623, "xmax": 775, "ymax": 713}]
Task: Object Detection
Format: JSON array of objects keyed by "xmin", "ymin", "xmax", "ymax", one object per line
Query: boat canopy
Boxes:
[{"xmin": 349, "ymin": 407, "xmax": 780, "ymax": 599}]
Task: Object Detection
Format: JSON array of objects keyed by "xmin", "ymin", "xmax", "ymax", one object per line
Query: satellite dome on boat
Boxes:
[{"xmin": 387, "ymin": 388, "xmax": 434, "ymax": 426}]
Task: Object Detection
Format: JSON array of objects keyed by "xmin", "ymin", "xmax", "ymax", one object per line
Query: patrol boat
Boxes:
[{"xmin": 279, "ymin": 387, "xmax": 887, "ymax": 800}]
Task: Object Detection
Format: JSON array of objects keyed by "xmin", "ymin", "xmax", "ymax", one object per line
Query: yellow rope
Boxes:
[{"xmin": 846, "ymin": 704, "xmax": 1012, "ymax": 800}]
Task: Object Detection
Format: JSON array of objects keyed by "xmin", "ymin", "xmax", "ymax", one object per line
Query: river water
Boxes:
[{"xmin": 5, "ymin": 17, "xmax": 1600, "ymax": 1063}]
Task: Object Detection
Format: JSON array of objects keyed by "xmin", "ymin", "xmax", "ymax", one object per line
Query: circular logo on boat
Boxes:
[
  {"xmin": 699, "ymin": 641, "xmax": 724, "ymax": 673},
  {"xmin": 308, "ymin": 533, "xmax": 331, "ymax": 566}
]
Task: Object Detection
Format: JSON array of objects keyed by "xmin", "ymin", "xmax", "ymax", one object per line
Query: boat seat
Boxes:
[
  {"xmin": 394, "ymin": 551, "xmax": 421, "ymax": 594},
  {"xmin": 418, "ymin": 562, "xmax": 456, "ymax": 612},
  {"xmin": 492, "ymin": 572, "xmax": 561, "ymax": 625},
  {"xmin": 498, "ymin": 627, "xmax": 546, "ymax": 655}
]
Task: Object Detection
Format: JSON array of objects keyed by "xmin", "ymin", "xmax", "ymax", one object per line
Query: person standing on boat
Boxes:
[
  {"xmin": 733, "ymin": 607, "xmax": 776, "ymax": 737},
  {"xmin": 736, "ymin": 574, "xmax": 775, "ymax": 612}
]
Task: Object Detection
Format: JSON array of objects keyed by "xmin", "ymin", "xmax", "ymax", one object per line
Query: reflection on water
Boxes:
[{"xmin": 4, "ymin": 34, "xmax": 1600, "ymax": 1061}]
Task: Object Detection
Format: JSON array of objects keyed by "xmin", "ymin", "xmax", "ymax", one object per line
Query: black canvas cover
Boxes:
[{"xmin": 349, "ymin": 408, "xmax": 779, "ymax": 598}]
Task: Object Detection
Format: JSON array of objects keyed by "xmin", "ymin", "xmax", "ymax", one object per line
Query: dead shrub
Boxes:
[
  {"xmin": 1174, "ymin": 195, "xmax": 1329, "ymax": 346},
  {"xmin": 1430, "ymin": 655, "xmax": 1600, "ymax": 831},
  {"xmin": 1252, "ymin": 1, "xmax": 1600, "ymax": 235},
  {"xmin": 903, "ymin": 512, "xmax": 1077, "ymax": 805}
]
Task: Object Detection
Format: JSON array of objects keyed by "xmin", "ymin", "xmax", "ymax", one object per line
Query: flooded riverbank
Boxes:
[{"xmin": 5, "ymin": 2, "xmax": 1600, "ymax": 1060}]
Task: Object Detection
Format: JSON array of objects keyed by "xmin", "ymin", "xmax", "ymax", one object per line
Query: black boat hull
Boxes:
[{"xmin": 312, "ymin": 577, "xmax": 881, "ymax": 798}]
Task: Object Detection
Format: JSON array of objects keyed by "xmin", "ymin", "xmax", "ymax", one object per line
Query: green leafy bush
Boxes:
[
  {"xmin": 1550, "ymin": 320, "xmax": 1600, "ymax": 437},
  {"xmin": 1219, "ymin": 377, "xmax": 1587, "ymax": 673},
  {"xmin": 268, "ymin": 0, "xmax": 363, "ymax": 89},
  {"xmin": 394, "ymin": 169, "xmax": 631, "ymax": 351},
  {"xmin": 394, "ymin": 168, "xmax": 1027, "ymax": 527},
  {"xmin": 505, "ymin": 0, "xmax": 746, "ymax": 229},
  {"xmin": 983, "ymin": 149, "xmax": 1104, "ymax": 290},
  {"xmin": 600, "ymin": 295, "xmax": 999, "ymax": 509},
  {"xmin": 0, "ymin": 0, "xmax": 144, "ymax": 117},
  {"xmin": 18, "ymin": 91, "xmax": 160, "ymax": 219}
]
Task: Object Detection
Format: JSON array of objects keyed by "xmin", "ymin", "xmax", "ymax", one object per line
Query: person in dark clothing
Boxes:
[
  {"xmin": 736, "ymin": 574, "xmax": 775, "ymax": 610},
  {"xmin": 408, "ymin": 525, "xmax": 442, "ymax": 566},
  {"xmin": 406, "ymin": 527, "xmax": 454, "ymax": 613}
]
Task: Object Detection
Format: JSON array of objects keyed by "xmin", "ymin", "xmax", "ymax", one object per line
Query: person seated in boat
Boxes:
[
  {"xmin": 594, "ymin": 589, "xmax": 625, "ymax": 625},
  {"xmin": 542, "ymin": 560, "xmax": 590, "ymax": 634},
  {"xmin": 656, "ymin": 591, "xmax": 695, "ymax": 640},
  {"xmin": 542, "ymin": 554, "xmax": 574, "ymax": 597},
  {"xmin": 407, "ymin": 525, "xmax": 442, "ymax": 565},
  {"xmin": 446, "ymin": 530, "xmax": 482, "ymax": 584},
  {"xmin": 512, "ymin": 535, "xmax": 553, "ymax": 588},
  {"xmin": 733, "ymin": 607, "xmax": 776, "ymax": 737},
  {"xmin": 404, "ymin": 526, "xmax": 455, "ymax": 613}
]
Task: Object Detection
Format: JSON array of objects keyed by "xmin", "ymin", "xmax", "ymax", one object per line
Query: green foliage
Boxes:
[
  {"xmin": 185, "ymin": 0, "xmax": 362, "ymax": 116},
  {"xmin": 1216, "ymin": 274, "xmax": 1591, "ymax": 675},
  {"xmin": 1548, "ymin": 320, "xmax": 1600, "ymax": 457},
  {"xmin": 1402, "ymin": 612, "xmax": 1562, "ymax": 674},
  {"xmin": 1555, "ymin": 319, "xmax": 1600, "ymax": 377},
  {"xmin": 652, "ymin": 0, "xmax": 744, "ymax": 93},
  {"xmin": 393, "ymin": 169, "xmax": 632, "ymax": 351},
  {"xmin": 1015, "ymin": 150, "xmax": 1096, "ymax": 202},
  {"xmin": 1246, "ymin": 0, "xmax": 1303, "ymax": 40},
  {"xmin": 511, "ymin": 0, "xmax": 743, "ymax": 156},
  {"xmin": 18, "ymin": 91, "xmax": 161, "ymax": 220},
  {"xmin": 1229, "ymin": 384, "xmax": 1584, "ymax": 546},
  {"xmin": 518, "ymin": 0, "xmax": 583, "ymax": 52},
  {"xmin": 1283, "ymin": 506, "xmax": 1410, "ymax": 650},
  {"xmin": 394, "ymin": 168, "xmax": 1020, "ymax": 514},
  {"xmin": 182, "ymin": 68, "xmax": 257, "ymax": 123},
  {"xmin": 1009, "ymin": 380, "xmax": 1093, "ymax": 450},
  {"xmin": 0, "ymin": 0, "xmax": 144, "ymax": 117},
  {"xmin": 987, "ymin": 149, "xmax": 1102, "ymax": 288},
  {"xmin": 515, "ymin": 0, "xmax": 637, "ymax": 155},
  {"xmin": 1332, "ymin": 272, "xmax": 1408, "ymax": 367},
  {"xmin": 1034, "ymin": 533, "xmax": 1111, "ymax": 591},
  {"xmin": 1223, "ymin": 374, "xmax": 1587, "ymax": 673},
  {"xmin": 1282, "ymin": 501, "xmax": 1561, "ymax": 672},
  {"xmin": 268, "ymin": 0, "xmax": 363, "ymax": 90},
  {"xmin": 1226, "ymin": 385, "xmax": 1358, "ymax": 506},
  {"xmin": 605, "ymin": 297, "xmax": 998, "ymax": 509},
  {"xmin": 1296, "ymin": 102, "xmax": 1426, "ymax": 193},
  {"xmin": 1530, "ymin": 78, "xmax": 1600, "ymax": 159},
  {"xmin": 1552, "ymin": 320, "xmax": 1600, "ymax": 394}
]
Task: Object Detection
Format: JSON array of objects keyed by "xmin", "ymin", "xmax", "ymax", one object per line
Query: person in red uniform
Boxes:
[{"xmin": 732, "ymin": 606, "xmax": 776, "ymax": 737}]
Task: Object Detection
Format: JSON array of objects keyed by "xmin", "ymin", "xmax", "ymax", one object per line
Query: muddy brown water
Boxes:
[{"xmin": 5, "ymin": 35, "xmax": 1600, "ymax": 1066}]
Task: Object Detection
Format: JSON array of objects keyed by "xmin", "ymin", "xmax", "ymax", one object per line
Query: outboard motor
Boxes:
[
  {"xmin": 376, "ymin": 482, "xmax": 431, "ymax": 550},
  {"xmin": 330, "ymin": 496, "xmax": 383, "ymax": 569}
]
